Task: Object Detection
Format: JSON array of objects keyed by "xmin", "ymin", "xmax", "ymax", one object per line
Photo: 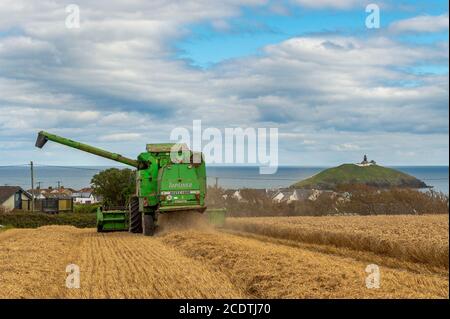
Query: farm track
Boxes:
[
  {"xmin": 0, "ymin": 226, "xmax": 241, "ymax": 298},
  {"xmin": 0, "ymin": 219, "xmax": 448, "ymax": 299},
  {"xmin": 67, "ymin": 231, "xmax": 242, "ymax": 298}
]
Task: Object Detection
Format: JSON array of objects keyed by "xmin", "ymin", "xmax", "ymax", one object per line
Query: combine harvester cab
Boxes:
[{"xmin": 35, "ymin": 131, "xmax": 207, "ymax": 236}]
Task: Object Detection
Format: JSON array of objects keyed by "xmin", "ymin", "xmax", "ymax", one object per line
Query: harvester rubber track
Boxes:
[
  {"xmin": 129, "ymin": 197, "xmax": 142, "ymax": 233},
  {"xmin": 143, "ymin": 214, "xmax": 156, "ymax": 236}
]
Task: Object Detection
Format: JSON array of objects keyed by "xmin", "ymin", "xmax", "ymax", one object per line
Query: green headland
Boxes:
[{"xmin": 292, "ymin": 157, "xmax": 428, "ymax": 190}]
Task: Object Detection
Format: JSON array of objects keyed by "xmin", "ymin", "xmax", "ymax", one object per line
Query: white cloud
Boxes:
[
  {"xmin": 291, "ymin": 0, "xmax": 365, "ymax": 9},
  {"xmin": 0, "ymin": 1, "xmax": 448, "ymax": 165},
  {"xmin": 332, "ymin": 143, "xmax": 361, "ymax": 151},
  {"xmin": 99, "ymin": 133, "xmax": 142, "ymax": 142},
  {"xmin": 389, "ymin": 14, "xmax": 449, "ymax": 33},
  {"xmin": 211, "ymin": 19, "xmax": 232, "ymax": 32}
]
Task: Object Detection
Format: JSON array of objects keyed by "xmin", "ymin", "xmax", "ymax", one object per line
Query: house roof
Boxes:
[
  {"xmin": 27, "ymin": 189, "xmax": 42, "ymax": 196},
  {"xmin": 0, "ymin": 186, "xmax": 24, "ymax": 203},
  {"xmin": 26, "ymin": 188, "xmax": 74, "ymax": 199},
  {"xmin": 74, "ymin": 192, "xmax": 94, "ymax": 198},
  {"xmin": 45, "ymin": 193, "xmax": 72, "ymax": 199},
  {"xmin": 223, "ymin": 189, "xmax": 238, "ymax": 196},
  {"xmin": 271, "ymin": 188, "xmax": 314, "ymax": 201}
]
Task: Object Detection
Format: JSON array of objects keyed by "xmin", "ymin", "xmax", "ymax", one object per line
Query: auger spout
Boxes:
[{"xmin": 35, "ymin": 131, "xmax": 139, "ymax": 168}]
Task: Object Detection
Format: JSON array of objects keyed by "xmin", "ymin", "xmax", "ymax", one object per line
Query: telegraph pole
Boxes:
[
  {"xmin": 30, "ymin": 161, "xmax": 35, "ymax": 212},
  {"xmin": 215, "ymin": 177, "xmax": 219, "ymax": 188}
]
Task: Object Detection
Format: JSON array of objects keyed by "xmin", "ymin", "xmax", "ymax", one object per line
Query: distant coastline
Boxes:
[{"xmin": 0, "ymin": 165, "xmax": 448, "ymax": 194}]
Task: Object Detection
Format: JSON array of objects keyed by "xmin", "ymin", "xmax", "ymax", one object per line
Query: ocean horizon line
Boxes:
[{"xmin": 1, "ymin": 164, "xmax": 449, "ymax": 168}]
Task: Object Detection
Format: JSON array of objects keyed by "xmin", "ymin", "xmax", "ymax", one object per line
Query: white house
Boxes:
[
  {"xmin": 272, "ymin": 189, "xmax": 315, "ymax": 203},
  {"xmin": 308, "ymin": 189, "xmax": 323, "ymax": 201},
  {"xmin": 287, "ymin": 190, "xmax": 301, "ymax": 203},
  {"xmin": 272, "ymin": 191, "xmax": 285, "ymax": 203},
  {"xmin": 28, "ymin": 189, "xmax": 47, "ymax": 200},
  {"xmin": 231, "ymin": 190, "xmax": 243, "ymax": 201},
  {"xmin": 72, "ymin": 188, "xmax": 100, "ymax": 204}
]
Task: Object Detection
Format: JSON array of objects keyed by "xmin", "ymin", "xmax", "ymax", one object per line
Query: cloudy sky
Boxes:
[{"xmin": 0, "ymin": 0, "xmax": 448, "ymax": 166}]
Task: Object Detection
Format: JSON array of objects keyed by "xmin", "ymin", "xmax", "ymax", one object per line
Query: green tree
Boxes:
[{"xmin": 90, "ymin": 168, "xmax": 136, "ymax": 207}]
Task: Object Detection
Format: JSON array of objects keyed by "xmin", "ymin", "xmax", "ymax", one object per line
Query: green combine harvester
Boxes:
[{"xmin": 35, "ymin": 131, "xmax": 207, "ymax": 236}]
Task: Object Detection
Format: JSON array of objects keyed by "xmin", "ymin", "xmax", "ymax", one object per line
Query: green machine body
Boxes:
[{"xmin": 36, "ymin": 131, "xmax": 207, "ymax": 235}]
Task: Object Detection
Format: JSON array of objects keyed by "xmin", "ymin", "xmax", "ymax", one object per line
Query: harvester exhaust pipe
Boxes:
[{"xmin": 35, "ymin": 131, "xmax": 48, "ymax": 148}]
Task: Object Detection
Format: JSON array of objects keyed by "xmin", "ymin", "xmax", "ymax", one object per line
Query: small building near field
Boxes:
[
  {"xmin": 27, "ymin": 187, "xmax": 74, "ymax": 213},
  {"xmin": 0, "ymin": 186, "xmax": 32, "ymax": 212},
  {"xmin": 38, "ymin": 193, "xmax": 73, "ymax": 213}
]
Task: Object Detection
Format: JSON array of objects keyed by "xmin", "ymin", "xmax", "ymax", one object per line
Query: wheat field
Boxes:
[
  {"xmin": 0, "ymin": 214, "xmax": 448, "ymax": 299},
  {"xmin": 224, "ymin": 215, "xmax": 449, "ymax": 269}
]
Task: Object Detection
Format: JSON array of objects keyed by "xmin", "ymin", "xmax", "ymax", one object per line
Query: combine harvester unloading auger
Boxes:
[{"xmin": 35, "ymin": 131, "xmax": 207, "ymax": 236}]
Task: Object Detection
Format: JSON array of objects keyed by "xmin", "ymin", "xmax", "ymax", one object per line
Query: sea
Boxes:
[{"xmin": 0, "ymin": 165, "xmax": 448, "ymax": 194}]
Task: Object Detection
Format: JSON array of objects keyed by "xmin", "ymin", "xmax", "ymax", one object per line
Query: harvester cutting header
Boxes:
[{"xmin": 35, "ymin": 131, "xmax": 207, "ymax": 235}]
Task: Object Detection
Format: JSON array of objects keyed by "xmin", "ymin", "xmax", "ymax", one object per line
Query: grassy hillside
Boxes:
[{"xmin": 291, "ymin": 164, "xmax": 428, "ymax": 190}]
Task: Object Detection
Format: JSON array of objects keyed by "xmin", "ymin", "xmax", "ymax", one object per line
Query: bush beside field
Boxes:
[
  {"xmin": 207, "ymin": 186, "xmax": 449, "ymax": 217},
  {"xmin": 73, "ymin": 203, "xmax": 102, "ymax": 214},
  {"xmin": 0, "ymin": 210, "xmax": 96, "ymax": 228}
]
